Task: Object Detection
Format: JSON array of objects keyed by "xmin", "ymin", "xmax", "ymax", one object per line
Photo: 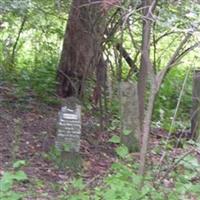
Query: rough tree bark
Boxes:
[
  {"xmin": 57, "ymin": 0, "xmax": 104, "ymax": 98},
  {"xmin": 138, "ymin": 0, "xmax": 156, "ymax": 176},
  {"xmin": 137, "ymin": 0, "xmax": 154, "ymax": 132}
]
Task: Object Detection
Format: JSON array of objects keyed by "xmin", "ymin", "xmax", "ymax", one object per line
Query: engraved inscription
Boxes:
[{"xmin": 55, "ymin": 104, "xmax": 81, "ymax": 152}]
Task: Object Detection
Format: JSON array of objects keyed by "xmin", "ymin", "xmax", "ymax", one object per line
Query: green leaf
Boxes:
[
  {"xmin": 111, "ymin": 162, "xmax": 125, "ymax": 170},
  {"xmin": 0, "ymin": 179, "xmax": 13, "ymax": 192},
  {"xmin": 190, "ymin": 184, "xmax": 200, "ymax": 194},
  {"xmin": 123, "ymin": 130, "xmax": 131, "ymax": 136},
  {"xmin": 13, "ymin": 160, "xmax": 26, "ymax": 169},
  {"xmin": 1, "ymin": 172, "xmax": 14, "ymax": 183},
  {"xmin": 116, "ymin": 145, "xmax": 129, "ymax": 158},
  {"xmin": 109, "ymin": 135, "xmax": 120, "ymax": 144},
  {"xmin": 63, "ymin": 144, "xmax": 71, "ymax": 151},
  {"xmin": 0, "ymin": 191, "xmax": 22, "ymax": 200},
  {"xmin": 180, "ymin": 155, "xmax": 200, "ymax": 170},
  {"xmin": 72, "ymin": 178, "xmax": 85, "ymax": 190},
  {"xmin": 13, "ymin": 171, "xmax": 28, "ymax": 181},
  {"xmin": 103, "ymin": 189, "xmax": 117, "ymax": 200}
]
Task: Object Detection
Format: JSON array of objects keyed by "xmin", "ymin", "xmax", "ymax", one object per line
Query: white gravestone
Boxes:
[{"xmin": 55, "ymin": 105, "xmax": 81, "ymax": 152}]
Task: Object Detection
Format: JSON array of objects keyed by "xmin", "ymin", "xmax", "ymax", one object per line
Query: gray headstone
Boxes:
[
  {"xmin": 55, "ymin": 103, "xmax": 81, "ymax": 152},
  {"xmin": 120, "ymin": 81, "xmax": 140, "ymax": 152}
]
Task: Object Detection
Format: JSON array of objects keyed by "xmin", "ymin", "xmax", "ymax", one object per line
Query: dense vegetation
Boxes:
[{"xmin": 1, "ymin": 0, "xmax": 200, "ymax": 199}]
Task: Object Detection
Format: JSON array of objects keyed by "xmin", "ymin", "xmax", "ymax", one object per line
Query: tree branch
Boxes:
[
  {"xmin": 154, "ymin": 31, "xmax": 178, "ymax": 44},
  {"xmin": 11, "ymin": 15, "xmax": 27, "ymax": 65},
  {"xmin": 116, "ymin": 43, "xmax": 138, "ymax": 74},
  {"xmin": 156, "ymin": 33, "xmax": 192, "ymax": 88}
]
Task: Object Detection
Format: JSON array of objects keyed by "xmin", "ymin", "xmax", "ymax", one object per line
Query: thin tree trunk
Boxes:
[
  {"xmin": 139, "ymin": 84, "xmax": 156, "ymax": 176},
  {"xmin": 137, "ymin": 0, "xmax": 153, "ymax": 131},
  {"xmin": 11, "ymin": 15, "xmax": 27, "ymax": 65},
  {"xmin": 191, "ymin": 70, "xmax": 200, "ymax": 141},
  {"xmin": 137, "ymin": 0, "xmax": 157, "ymax": 179}
]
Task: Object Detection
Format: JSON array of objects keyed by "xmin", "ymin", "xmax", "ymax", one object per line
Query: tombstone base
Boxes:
[
  {"xmin": 121, "ymin": 136, "xmax": 140, "ymax": 152},
  {"xmin": 59, "ymin": 151, "xmax": 82, "ymax": 171}
]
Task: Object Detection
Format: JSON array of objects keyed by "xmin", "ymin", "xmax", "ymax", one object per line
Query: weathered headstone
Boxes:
[
  {"xmin": 55, "ymin": 97, "xmax": 81, "ymax": 152},
  {"xmin": 120, "ymin": 81, "xmax": 140, "ymax": 152}
]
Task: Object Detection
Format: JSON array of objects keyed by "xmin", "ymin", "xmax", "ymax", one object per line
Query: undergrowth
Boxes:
[
  {"xmin": 0, "ymin": 160, "xmax": 28, "ymax": 200},
  {"xmin": 59, "ymin": 141, "xmax": 200, "ymax": 200}
]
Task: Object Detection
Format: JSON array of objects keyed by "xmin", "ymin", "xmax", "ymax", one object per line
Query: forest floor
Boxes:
[
  {"xmin": 0, "ymin": 86, "xmax": 118, "ymax": 199},
  {"xmin": 0, "ymin": 85, "xmax": 200, "ymax": 199}
]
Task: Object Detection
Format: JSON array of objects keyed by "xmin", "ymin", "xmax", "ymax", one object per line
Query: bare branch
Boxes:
[
  {"xmin": 154, "ymin": 31, "xmax": 178, "ymax": 44},
  {"xmin": 175, "ymin": 42, "xmax": 200, "ymax": 62},
  {"xmin": 158, "ymin": 149, "xmax": 195, "ymax": 183},
  {"xmin": 116, "ymin": 43, "xmax": 138, "ymax": 73},
  {"xmin": 156, "ymin": 36, "xmax": 179, "ymax": 69},
  {"xmin": 11, "ymin": 15, "xmax": 27, "ymax": 65},
  {"xmin": 156, "ymin": 33, "xmax": 192, "ymax": 87}
]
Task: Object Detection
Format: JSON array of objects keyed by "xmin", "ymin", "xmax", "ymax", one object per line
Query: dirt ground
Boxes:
[
  {"xmin": 1, "ymin": 86, "xmax": 199, "ymax": 200},
  {"xmin": 0, "ymin": 87, "xmax": 117, "ymax": 199}
]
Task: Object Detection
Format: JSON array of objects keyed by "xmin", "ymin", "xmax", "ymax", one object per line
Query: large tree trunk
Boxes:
[{"xmin": 57, "ymin": 0, "xmax": 104, "ymax": 98}]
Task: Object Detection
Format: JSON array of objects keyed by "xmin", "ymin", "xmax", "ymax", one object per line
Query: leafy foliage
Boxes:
[
  {"xmin": 153, "ymin": 67, "xmax": 193, "ymax": 131},
  {"xmin": 115, "ymin": 145, "xmax": 129, "ymax": 158},
  {"xmin": 59, "ymin": 150, "xmax": 200, "ymax": 199},
  {"xmin": 0, "ymin": 0, "xmax": 67, "ymax": 103},
  {"xmin": 108, "ymin": 135, "xmax": 120, "ymax": 143},
  {"xmin": 1, "ymin": 0, "xmax": 200, "ymax": 199},
  {"xmin": 0, "ymin": 160, "xmax": 28, "ymax": 200}
]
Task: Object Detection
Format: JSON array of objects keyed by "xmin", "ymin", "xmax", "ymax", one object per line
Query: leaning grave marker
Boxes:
[{"xmin": 55, "ymin": 98, "xmax": 81, "ymax": 153}]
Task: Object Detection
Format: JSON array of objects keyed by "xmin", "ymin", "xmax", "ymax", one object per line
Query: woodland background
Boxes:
[{"xmin": 0, "ymin": 0, "xmax": 200, "ymax": 199}]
